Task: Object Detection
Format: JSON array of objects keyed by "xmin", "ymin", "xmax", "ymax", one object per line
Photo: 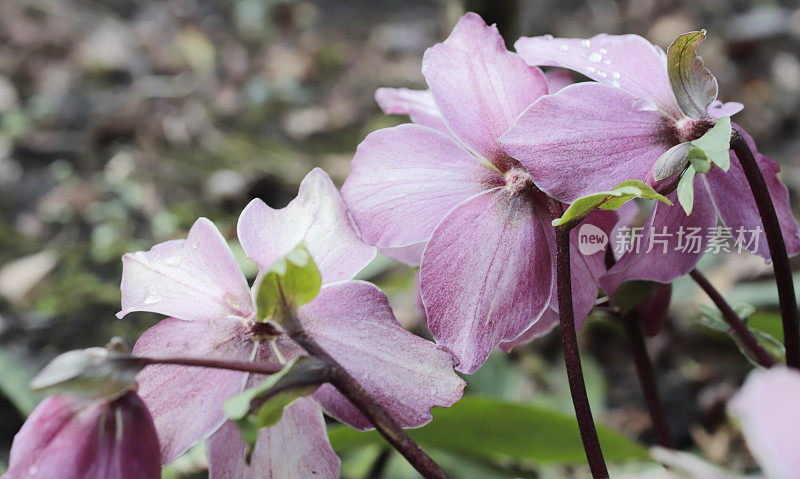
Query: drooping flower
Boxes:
[
  {"xmin": 728, "ymin": 366, "xmax": 800, "ymax": 479},
  {"xmin": 501, "ymin": 33, "xmax": 800, "ymax": 295},
  {"xmin": 342, "ymin": 13, "xmax": 616, "ymax": 373},
  {"xmin": 3, "ymin": 392, "xmax": 160, "ymax": 479},
  {"xmin": 117, "ymin": 168, "xmax": 465, "ymax": 477}
]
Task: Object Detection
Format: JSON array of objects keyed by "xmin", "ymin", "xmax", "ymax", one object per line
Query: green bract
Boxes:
[
  {"xmin": 667, "ymin": 30, "xmax": 718, "ymax": 120},
  {"xmin": 255, "ymin": 244, "xmax": 322, "ymax": 324},
  {"xmin": 675, "ymin": 116, "xmax": 732, "ymax": 215},
  {"xmin": 552, "ymin": 180, "xmax": 671, "ymax": 227}
]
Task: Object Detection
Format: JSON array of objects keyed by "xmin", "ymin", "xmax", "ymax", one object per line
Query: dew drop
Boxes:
[
  {"xmin": 612, "ymin": 72, "xmax": 621, "ymax": 79},
  {"xmin": 588, "ymin": 52, "xmax": 602, "ymax": 63},
  {"xmin": 191, "ymin": 241, "xmax": 199, "ymax": 250},
  {"xmin": 542, "ymin": 34, "xmax": 554, "ymax": 40},
  {"xmin": 560, "ymin": 45, "xmax": 569, "ymax": 51},
  {"xmin": 611, "ymin": 80, "xmax": 621, "ymax": 88},
  {"xmin": 144, "ymin": 286, "xmax": 161, "ymax": 304},
  {"xmin": 163, "ymin": 256, "xmax": 181, "ymax": 266},
  {"xmin": 599, "ymin": 48, "xmax": 608, "ymax": 54},
  {"xmin": 603, "ymin": 59, "xmax": 612, "ymax": 65},
  {"xmin": 597, "ymin": 71, "xmax": 607, "ymax": 78},
  {"xmin": 581, "ymin": 39, "xmax": 591, "ymax": 48},
  {"xmin": 586, "ymin": 66, "xmax": 596, "ymax": 73}
]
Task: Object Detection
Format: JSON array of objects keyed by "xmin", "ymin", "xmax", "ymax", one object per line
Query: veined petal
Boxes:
[
  {"xmin": 298, "ymin": 281, "xmax": 464, "ymax": 430},
  {"xmin": 420, "ymin": 189, "xmax": 553, "ymax": 373},
  {"xmin": 374, "ymin": 87, "xmax": 448, "ymax": 133},
  {"xmin": 422, "ymin": 13, "xmax": 548, "ymax": 161},
  {"xmin": 132, "ymin": 317, "xmax": 254, "ymax": 464},
  {"xmin": 206, "ymin": 398, "xmax": 339, "ymax": 479},
  {"xmin": 118, "ymin": 218, "xmax": 253, "ymax": 321},
  {"xmin": 502, "ymin": 82, "xmax": 674, "ymax": 203},
  {"xmin": 380, "ymin": 242, "xmax": 426, "ymax": 266},
  {"xmin": 545, "ymin": 69, "xmax": 575, "ymax": 93},
  {"xmin": 239, "ymin": 168, "xmax": 376, "ymax": 283},
  {"xmin": 729, "ymin": 367, "xmax": 800, "ymax": 479},
  {"xmin": 515, "ymin": 33, "xmax": 681, "ymax": 118},
  {"xmin": 341, "ymin": 124, "xmax": 490, "ymax": 249},
  {"xmin": 705, "ymin": 151, "xmax": 800, "ymax": 259},
  {"xmin": 5, "ymin": 393, "xmax": 160, "ymax": 479},
  {"xmin": 601, "ymin": 184, "xmax": 717, "ymax": 296},
  {"xmin": 498, "ymin": 307, "xmax": 558, "ymax": 352}
]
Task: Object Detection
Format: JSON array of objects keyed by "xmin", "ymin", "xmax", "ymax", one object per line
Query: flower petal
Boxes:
[
  {"xmin": 514, "ymin": 33, "xmax": 681, "ymax": 118},
  {"xmin": 502, "ymin": 82, "xmax": 675, "ymax": 203},
  {"xmin": 118, "ymin": 218, "xmax": 253, "ymax": 321},
  {"xmin": 374, "ymin": 87, "xmax": 448, "ymax": 133},
  {"xmin": 729, "ymin": 367, "xmax": 800, "ymax": 479},
  {"xmin": 6, "ymin": 393, "xmax": 160, "ymax": 479},
  {"xmin": 132, "ymin": 317, "xmax": 254, "ymax": 464},
  {"xmin": 545, "ymin": 69, "xmax": 575, "ymax": 93},
  {"xmin": 422, "ymin": 13, "xmax": 547, "ymax": 161},
  {"xmin": 420, "ymin": 189, "xmax": 553, "ymax": 373},
  {"xmin": 380, "ymin": 242, "xmax": 427, "ymax": 266},
  {"xmin": 239, "ymin": 168, "xmax": 376, "ymax": 283},
  {"xmin": 708, "ymin": 100, "xmax": 743, "ymax": 118},
  {"xmin": 705, "ymin": 150, "xmax": 800, "ymax": 259},
  {"xmin": 298, "ymin": 280, "xmax": 464, "ymax": 430},
  {"xmin": 206, "ymin": 397, "xmax": 340, "ymax": 479},
  {"xmin": 601, "ymin": 184, "xmax": 717, "ymax": 296},
  {"xmin": 341, "ymin": 124, "xmax": 490, "ymax": 249}
]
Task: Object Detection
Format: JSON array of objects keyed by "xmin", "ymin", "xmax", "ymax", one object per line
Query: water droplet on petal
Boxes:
[
  {"xmin": 603, "ymin": 59, "xmax": 612, "ymax": 65},
  {"xmin": 586, "ymin": 66, "xmax": 596, "ymax": 73},
  {"xmin": 144, "ymin": 286, "xmax": 161, "ymax": 304},
  {"xmin": 543, "ymin": 34, "xmax": 554, "ymax": 40},
  {"xmin": 560, "ymin": 45, "xmax": 569, "ymax": 51},
  {"xmin": 599, "ymin": 48, "xmax": 608, "ymax": 54},
  {"xmin": 588, "ymin": 52, "xmax": 602, "ymax": 63},
  {"xmin": 611, "ymin": 80, "xmax": 621, "ymax": 88},
  {"xmin": 581, "ymin": 39, "xmax": 591, "ymax": 48},
  {"xmin": 612, "ymin": 72, "xmax": 621, "ymax": 79},
  {"xmin": 190, "ymin": 242, "xmax": 199, "ymax": 249},
  {"xmin": 597, "ymin": 71, "xmax": 607, "ymax": 78}
]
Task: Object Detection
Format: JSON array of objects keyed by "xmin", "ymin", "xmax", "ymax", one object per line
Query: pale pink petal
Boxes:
[
  {"xmin": 374, "ymin": 87, "xmax": 448, "ymax": 133},
  {"xmin": 420, "ymin": 189, "xmax": 553, "ymax": 373},
  {"xmin": 6, "ymin": 393, "xmax": 160, "ymax": 479},
  {"xmin": 132, "ymin": 317, "xmax": 254, "ymax": 464},
  {"xmin": 729, "ymin": 367, "xmax": 800, "ymax": 479},
  {"xmin": 498, "ymin": 307, "xmax": 558, "ymax": 352},
  {"xmin": 545, "ymin": 69, "xmax": 575, "ymax": 93},
  {"xmin": 502, "ymin": 82, "xmax": 674, "ymax": 203},
  {"xmin": 708, "ymin": 100, "xmax": 743, "ymax": 118},
  {"xmin": 206, "ymin": 397, "xmax": 340, "ymax": 479},
  {"xmin": 706, "ymin": 151, "xmax": 800, "ymax": 259},
  {"xmin": 296, "ymin": 280, "xmax": 464, "ymax": 430},
  {"xmin": 380, "ymin": 242, "xmax": 426, "ymax": 266},
  {"xmin": 601, "ymin": 184, "xmax": 717, "ymax": 296},
  {"xmin": 514, "ymin": 33, "xmax": 681, "ymax": 118},
  {"xmin": 422, "ymin": 13, "xmax": 548, "ymax": 161},
  {"xmin": 341, "ymin": 124, "xmax": 490, "ymax": 249},
  {"xmin": 239, "ymin": 168, "xmax": 376, "ymax": 283},
  {"xmin": 118, "ymin": 218, "xmax": 253, "ymax": 321}
]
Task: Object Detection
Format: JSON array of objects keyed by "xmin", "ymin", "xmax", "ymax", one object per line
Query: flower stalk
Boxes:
[
  {"xmin": 620, "ymin": 311, "xmax": 674, "ymax": 448},
  {"xmin": 728, "ymin": 130, "xmax": 797, "ymax": 367},
  {"xmin": 690, "ymin": 269, "xmax": 777, "ymax": 368},
  {"xmin": 551, "ymin": 201, "xmax": 609, "ymax": 478}
]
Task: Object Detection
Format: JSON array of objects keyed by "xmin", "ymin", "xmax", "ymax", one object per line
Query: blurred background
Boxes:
[{"xmin": 1, "ymin": 0, "xmax": 800, "ymax": 477}]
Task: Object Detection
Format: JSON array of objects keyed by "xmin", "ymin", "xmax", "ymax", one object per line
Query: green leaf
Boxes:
[
  {"xmin": 691, "ymin": 116, "xmax": 731, "ymax": 171},
  {"xmin": 553, "ymin": 180, "xmax": 672, "ymax": 227},
  {"xmin": 224, "ymin": 355, "xmax": 330, "ymax": 455},
  {"xmin": 0, "ymin": 348, "xmax": 42, "ymax": 415},
  {"xmin": 329, "ymin": 397, "xmax": 647, "ymax": 465},
  {"xmin": 698, "ymin": 304, "xmax": 785, "ymax": 365},
  {"xmin": 667, "ymin": 30, "xmax": 718, "ymax": 119},
  {"xmin": 610, "ymin": 281, "xmax": 658, "ymax": 316},
  {"xmin": 687, "ymin": 146, "xmax": 711, "ymax": 174},
  {"xmin": 676, "ymin": 166, "xmax": 696, "ymax": 215},
  {"xmin": 255, "ymin": 244, "xmax": 321, "ymax": 323}
]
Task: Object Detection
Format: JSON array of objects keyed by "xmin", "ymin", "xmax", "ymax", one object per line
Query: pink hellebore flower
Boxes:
[
  {"xmin": 501, "ymin": 33, "xmax": 800, "ymax": 295},
  {"xmin": 729, "ymin": 367, "xmax": 800, "ymax": 479},
  {"xmin": 342, "ymin": 13, "xmax": 615, "ymax": 374},
  {"xmin": 3, "ymin": 392, "xmax": 160, "ymax": 479},
  {"xmin": 117, "ymin": 168, "xmax": 465, "ymax": 478}
]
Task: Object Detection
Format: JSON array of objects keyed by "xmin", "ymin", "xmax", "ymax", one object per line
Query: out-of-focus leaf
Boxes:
[
  {"xmin": 0, "ymin": 348, "xmax": 42, "ymax": 415},
  {"xmin": 328, "ymin": 397, "xmax": 646, "ymax": 465},
  {"xmin": 698, "ymin": 304, "xmax": 785, "ymax": 365}
]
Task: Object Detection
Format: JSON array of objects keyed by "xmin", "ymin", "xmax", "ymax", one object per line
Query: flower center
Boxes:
[
  {"xmin": 675, "ymin": 117, "xmax": 716, "ymax": 143},
  {"xmin": 503, "ymin": 167, "xmax": 534, "ymax": 196}
]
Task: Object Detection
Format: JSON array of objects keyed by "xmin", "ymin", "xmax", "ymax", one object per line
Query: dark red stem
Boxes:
[
  {"xmin": 690, "ymin": 269, "xmax": 776, "ymax": 367},
  {"xmin": 553, "ymin": 219, "xmax": 609, "ymax": 478},
  {"xmin": 620, "ymin": 312, "xmax": 674, "ymax": 448},
  {"xmin": 731, "ymin": 130, "xmax": 798, "ymax": 368}
]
